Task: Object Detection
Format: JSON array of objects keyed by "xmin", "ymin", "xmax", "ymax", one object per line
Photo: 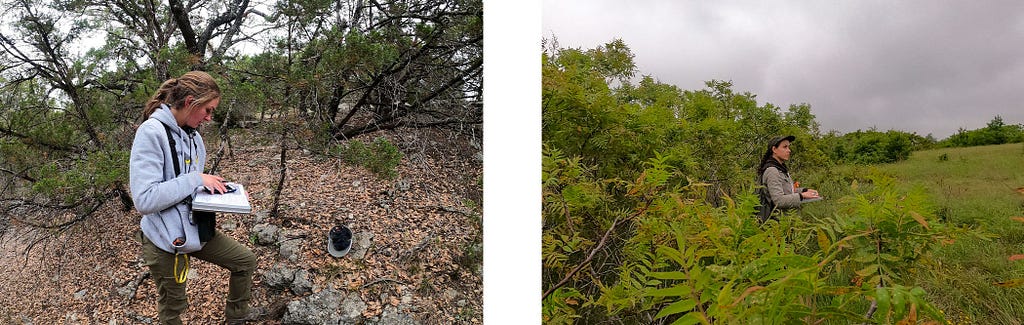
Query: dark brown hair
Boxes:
[
  {"xmin": 143, "ymin": 71, "xmax": 221, "ymax": 120},
  {"xmin": 757, "ymin": 135, "xmax": 795, "ymax": 181}
]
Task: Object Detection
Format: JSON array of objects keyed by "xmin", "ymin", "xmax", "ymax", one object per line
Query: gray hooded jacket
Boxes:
[
  {"xmin": 129, "ymin": 104, "xmax": 207, "ymax": 254},
  {"xmin": 761, "ymin": 166, "xmax": 804, "ymax": 210}
]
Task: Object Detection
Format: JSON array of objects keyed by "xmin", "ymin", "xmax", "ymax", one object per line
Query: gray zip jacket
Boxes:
[
  {"xmin": 129, "ymin": 104, "xmax": 207, "ymax": 254},
  {"xmin": 761, "ymin": 166, "xmax": 804, "ymax": 209}
]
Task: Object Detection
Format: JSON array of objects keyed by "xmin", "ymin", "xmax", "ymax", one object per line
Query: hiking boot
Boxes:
[{"xmin": 225, "ymin": 306, "xmax": 268, "ymax": 324}]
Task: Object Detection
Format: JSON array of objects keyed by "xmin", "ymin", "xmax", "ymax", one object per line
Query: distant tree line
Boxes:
[
  {"xmin": 820, "ymin": 129, "xmax": 930, "ymax": 165},
  {"xmin": 817, "ymin": 115, "xmax": 1023, "ymax": 165},
  {"xmin": 940, "ymin": 116, "xmax": 1024, "ymax": 148}
]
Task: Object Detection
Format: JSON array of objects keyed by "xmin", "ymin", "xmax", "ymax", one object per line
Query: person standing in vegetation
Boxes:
[
  {"xmin": 756, "ymin": 135, "xmax": 821, "ymax": 221},
  {"xmin": 129, "ymin": 71, "xmax": 256, "ymax": 324}
]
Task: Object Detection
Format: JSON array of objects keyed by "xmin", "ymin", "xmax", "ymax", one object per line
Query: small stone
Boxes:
[
  {"xmin": 221, "ymin": 219, "xmax": 238, "ymax": 232},
  {"xmin": 353, "ymin": 180, "xmax": 362, "ymax": 187},
  {"xmin": 350, "ymin": 232, "xmax": 375, "ymax": 260},
  {"xmin": 444, "ymin": 288, "xmax": 459, "ymax": 300},
  {"xmin": 282, "ymin": 288, "xmax": 344, "ymax": 324},
  {"xmin": 74, "ymin": 289, "xmax": 88, "ymax": 300},
  {"xmin": 291, "ymin": 269, "xmax": 313, "ymax": 295},
  {"xmin": 457, "ymin": 299, "xmax": 467, "ymax": 307},
  {"xmin": 397, "ymin": 179, "xmax": 411, "ymax": 191},
  {"xmin": 280, "ymin": 239, "xmax": 301, "ymax": 262},
  {"xmin": 340, "ymin": 292, "xmax": 368, "ymax": 321},
  {"xmin": 262, "ymin": 265, "xmax": 295, "ymax": 289},
  {"xmin": 117, "ymin": 285, "xmax": 133, "ymax": 298},
  {"xmin": 254, "ymin": 211, "xmax": 269, "ymax": 223},
  {"xmin": 377, "ymin": 305, "xmax": 418, "ymax": 325},
  {"xmin": 251, "ymin": 224, "xmax": 279, "ymax": 246}
]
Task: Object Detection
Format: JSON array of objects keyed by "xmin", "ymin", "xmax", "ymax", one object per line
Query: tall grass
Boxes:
[{"xmin": 802, "ymin": 143, "xmax": 1024, "ymax": 324}]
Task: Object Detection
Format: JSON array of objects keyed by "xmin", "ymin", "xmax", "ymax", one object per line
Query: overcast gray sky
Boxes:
[{"xmin": 542, "ymin": 0, "xmax": 1024, "ymax": 139}]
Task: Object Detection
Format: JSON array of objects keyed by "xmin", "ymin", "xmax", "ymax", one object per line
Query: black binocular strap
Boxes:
[{"xmin": 163, "ymin": 124, "xmax": 181, "ymax": 177}]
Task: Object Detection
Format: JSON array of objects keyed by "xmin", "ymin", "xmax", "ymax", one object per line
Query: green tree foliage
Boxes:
[
  {"xmin": 941, "ymin": 115, "xmax": 1024, "ymax": 148},
  {"xmin": 820, "ymin": 129, "xmax": 929, "ymax": 165},
  {"xmin": 264, "ymin": 0, "xmax": 483, "ymax": 142},
  {"xmin": 542, "ymin": 39, "xmax": 956, "ymax": 323},
  {"xmin": 0, "ymin": 1, "xmax": 136, "ymax": 226}
]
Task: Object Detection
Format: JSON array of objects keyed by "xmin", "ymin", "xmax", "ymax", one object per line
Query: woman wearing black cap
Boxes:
[{"xmin": 756, "ymin": 135, "xmax": 820, "ymax": 221}]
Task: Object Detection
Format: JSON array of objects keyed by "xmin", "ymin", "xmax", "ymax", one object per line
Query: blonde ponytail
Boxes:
[{"xmin": 142, "ymin": 71, "xmax": 221, "ymax": 120}]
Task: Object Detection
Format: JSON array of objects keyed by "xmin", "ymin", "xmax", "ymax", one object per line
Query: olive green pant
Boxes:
[{"xmin": 141, "ymin": 230, "xmax": 256, "ymax": 325}]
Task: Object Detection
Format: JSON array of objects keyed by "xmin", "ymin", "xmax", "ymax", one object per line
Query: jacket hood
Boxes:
[{"xmin": 153, "ymin": 103, "xmax": 197, "ymax": 137}]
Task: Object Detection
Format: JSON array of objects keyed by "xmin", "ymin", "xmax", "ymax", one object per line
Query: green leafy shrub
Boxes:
[{"xmin": 333, "ymin": 137, "xmax": 403, "ymax": 179}]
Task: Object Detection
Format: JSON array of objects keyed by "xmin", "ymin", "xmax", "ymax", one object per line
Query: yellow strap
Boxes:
[{"xmin": 173, "ymin": 253, "xmax": 189, "ymax": 284}]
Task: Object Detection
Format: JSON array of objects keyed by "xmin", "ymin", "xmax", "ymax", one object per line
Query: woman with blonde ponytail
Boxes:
[{"xmin": 129, "ymin": 71, "xmax": 256, "ymax": 324}]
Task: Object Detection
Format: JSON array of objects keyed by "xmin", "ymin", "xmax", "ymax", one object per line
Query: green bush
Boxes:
[
  {"xmin": 821, "ymin": 129, "xmax": 921, "ymax": 164},
  {"xmin": 941, "ymin": 116, "xmax": 1024, "ymax": 148},
  {"xmin": 334, "ymin": 137, "xmax": 403, "ymax": 179}
]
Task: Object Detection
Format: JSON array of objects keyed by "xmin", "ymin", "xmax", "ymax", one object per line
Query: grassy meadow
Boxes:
[{"xmin": 801, "ymin": 143, "xmax": 1024, "ymax": 324}]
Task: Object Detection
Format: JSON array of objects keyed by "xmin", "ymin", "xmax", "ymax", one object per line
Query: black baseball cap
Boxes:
[
  {"xmin": 328, "ymin": 224, "xmax": 353, "ymax": 258},
  {"xmin": 769, "ymin": 135, "xmax": 796, "ymax": 147}
]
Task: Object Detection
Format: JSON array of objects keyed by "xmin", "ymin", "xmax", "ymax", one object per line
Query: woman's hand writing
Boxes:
[
  {"xmin": 201, "ymin": 173, "xmax": 227, "ymax": 194},
  {"xmin": 801, "ymin": 189, "xmax": 820, "ymax": 199}
]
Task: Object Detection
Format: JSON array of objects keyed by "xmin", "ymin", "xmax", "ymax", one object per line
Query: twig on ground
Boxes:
[
  {"xmin": 275, "ymin": 233, "xmax": 307, "ymax": 245},
  {"xmin": 415, "ymin": 205, "xmax": 474, "ymax": 217},
  {"xmin": 399, "ymin": 236, "xmax": 431, "ymax": 262}
]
